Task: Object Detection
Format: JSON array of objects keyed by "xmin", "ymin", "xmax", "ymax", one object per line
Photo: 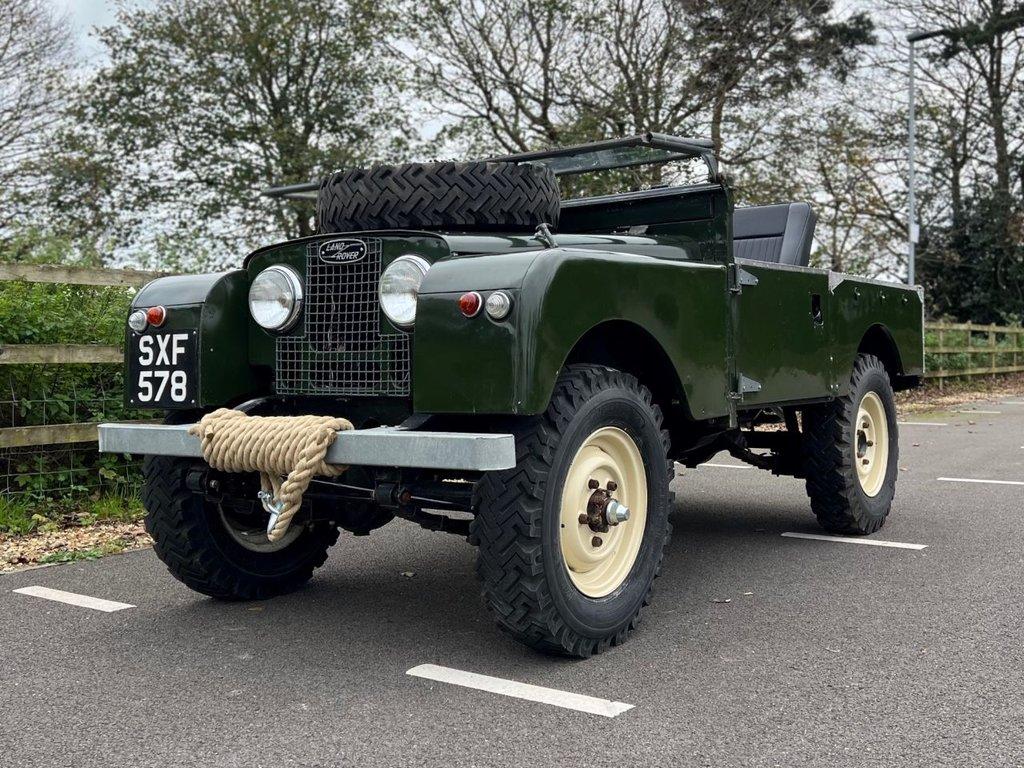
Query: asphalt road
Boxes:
[{"xmin": 2, "ymin": 401, "xmax": 1023, "ymax": 767}]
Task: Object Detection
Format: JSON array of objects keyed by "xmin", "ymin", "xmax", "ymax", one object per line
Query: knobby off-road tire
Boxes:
[
  {"xmin": 471, "ymin": 365, "xmax": 673, "ymax": 657},
  {"xmin": 142, "ymin": 455, "xmax": 339, "ymax": 600},
  {"xmin": 803, "ymin": 353, "xmax": 899, "ymax": 535},
  {"xmin": 317, "ymin": 161, "xmax": 560, "ymax": 233}
]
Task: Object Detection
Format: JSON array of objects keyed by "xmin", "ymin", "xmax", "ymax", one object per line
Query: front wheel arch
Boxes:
[{"xmin": 562, "ymin": 320, "xmax": 690, "ymax": 420}]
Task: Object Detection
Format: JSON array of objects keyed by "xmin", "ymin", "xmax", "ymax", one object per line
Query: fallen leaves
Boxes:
[
  {"xmin": 897, "ymin": 373, "xmax": 1024, "ymax": 416},
  {"xmin": 0, "ymin": 521, "xmax": 151, "ymax": 573}
]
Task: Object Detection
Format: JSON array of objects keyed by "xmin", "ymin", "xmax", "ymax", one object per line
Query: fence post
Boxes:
[
  {"xmin": 937, "ymin": 324, "xmax": 946, "ymax": 390},
  {"xmin": 989, "ymin": 324, "xmax": 997, "ymax": 381}
]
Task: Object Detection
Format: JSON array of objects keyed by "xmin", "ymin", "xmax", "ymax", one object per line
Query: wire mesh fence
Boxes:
[
  {"xmin": 0, "ymin": 365, "xmax": 148, "ymax": 504},
  {"xmin": 0, "ymin": 442, "xmax": 141, "ymax": 502},
  {"xmin": 0, "ymin": 264, "xmax": 163, "ymax": 511}
]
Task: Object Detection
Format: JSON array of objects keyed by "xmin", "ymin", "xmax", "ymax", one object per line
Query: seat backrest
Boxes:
[{"xmin": 733, "ymin": 202, "xmax": 816, "ymax": 267}]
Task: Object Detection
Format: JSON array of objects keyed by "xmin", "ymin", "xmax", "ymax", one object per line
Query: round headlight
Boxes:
[
  {"xmin": 379, "ymin": 254, "xmax": 429, "ymax": 329},
  {"xmin": 249, "ymin": 265, "xmax": 303, "ymax": 331}
]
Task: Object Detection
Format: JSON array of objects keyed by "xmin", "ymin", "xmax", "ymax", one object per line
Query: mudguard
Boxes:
[
  {"xmin": 128, "ymin": 271, "xmax": 258, "ymax": 408},
  {"xmin": 414, "ymin": 248, "xmax": 732, "ymax": 418}
]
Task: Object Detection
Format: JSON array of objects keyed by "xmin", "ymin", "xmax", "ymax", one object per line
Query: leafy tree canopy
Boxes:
[{"xmin": 61, "ymin": 0, "xmax": 407, "ymax": 258}]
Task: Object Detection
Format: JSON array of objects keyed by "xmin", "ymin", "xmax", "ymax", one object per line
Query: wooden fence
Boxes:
[
  {"xmin": 0, "ymin": 265, "xmax": 1021, "ymax": 452},
  {"xmin": 0, "ymin": 263, "xmax": 164, "ymax": 451},
  {"xmin": 924, "ymin": 322, "xmax": 1024, "ymax": 379}
]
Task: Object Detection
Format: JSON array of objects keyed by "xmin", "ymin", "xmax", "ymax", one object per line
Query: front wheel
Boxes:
[
  {"xmin": 802, "ymin": 353, "xmax": 899, "ymax": 534},
  {"xmin": 471, "ymin": 365, "xmax": 673, "ymax": 657},
  {"xmin": 142, "ymin": 455, "xmax": 339, "ymax": 600}
]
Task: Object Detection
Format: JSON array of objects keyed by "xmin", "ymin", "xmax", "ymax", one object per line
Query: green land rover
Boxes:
[{"xmin": 100, "ymin": 134, "xmax": 924, "ymax": 657}]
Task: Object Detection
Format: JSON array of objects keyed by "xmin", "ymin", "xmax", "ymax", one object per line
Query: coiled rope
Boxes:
[{"xmin": 188, "ymin": 409, "xmax": 353, "ymax": 542}]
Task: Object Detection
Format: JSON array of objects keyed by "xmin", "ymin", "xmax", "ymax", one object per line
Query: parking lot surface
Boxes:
[{"xmin": 2, "ymin": 401, "xmax": 1022, "ymax": 767}]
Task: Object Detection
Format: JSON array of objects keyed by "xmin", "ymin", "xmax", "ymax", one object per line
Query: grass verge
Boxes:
[{"xmin": 0, "ymin": 493, "xmax": 149, "ymax": 572}]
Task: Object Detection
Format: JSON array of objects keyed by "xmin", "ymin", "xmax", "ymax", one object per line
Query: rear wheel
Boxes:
[
  {"xmin": 142, "ymin": 455, "xmax": 339, "ymax": 600},
  {"xmin": 802, "ymin": 353, "xmax": 899, "ymax": 534},
  {"xmin": 472, "ymin": 365, "xmax": 672, "ymax": 657}
]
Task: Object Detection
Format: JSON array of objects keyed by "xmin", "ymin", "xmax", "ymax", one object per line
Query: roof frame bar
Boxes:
[{"xmin": 263, "ymin": 133, "xmax": 720, "ymax": 200}]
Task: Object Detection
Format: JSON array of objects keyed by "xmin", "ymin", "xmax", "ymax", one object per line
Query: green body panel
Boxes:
[
  {"xmin": 414, "ymin": 249, "xmax": 730, "ymax": 417},
  {"xmin": 129, "ymin": 271, "xmax": 258, "ymax": 407},
  {"xmin": 828, "ymin": 276, "xmax": 925, "ymax": 387},
  {"xmin": 734, "ymin": 262, "xmax": 832, "ymax": 405},
  {"xmin": 731, "ymin": 262, "xmax": 924, "ymax": 407}
]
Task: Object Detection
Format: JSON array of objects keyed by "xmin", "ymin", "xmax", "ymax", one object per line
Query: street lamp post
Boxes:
[
  {"xmin": 907, "ymin": 36, "xmax": 918, "ymax": 286},
  {"xmin": 906, "ymin": 28, "xmax": 954, "ymax": 287}
]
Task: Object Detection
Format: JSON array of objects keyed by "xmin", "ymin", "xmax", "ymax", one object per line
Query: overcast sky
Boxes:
[{"xmin": 51, "ymin": 0, "xmax": 150, "ymax": 60}]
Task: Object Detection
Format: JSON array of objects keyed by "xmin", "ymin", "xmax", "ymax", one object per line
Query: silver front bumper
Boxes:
[{"xmin": 97, "ymin": 422, "xmax": 516, "ymax": 471}]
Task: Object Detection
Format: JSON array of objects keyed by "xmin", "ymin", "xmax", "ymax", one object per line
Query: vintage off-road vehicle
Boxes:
[{"xmin": 100, "ymin": 134, "xmax": 923, "ymax": 657}]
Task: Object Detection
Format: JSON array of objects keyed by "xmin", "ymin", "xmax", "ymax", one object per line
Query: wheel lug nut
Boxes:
[
  {"xmin": 866, "ymin": 440, "xmax": 874, "ymax": 447},
  {"xmin": 588, "ymin": 478, "xmax": 600, "ymax": 490},
  {"xmin": 578, "ymin": 513, "xmax": 589, "ymax": 525},
  {"xmin": 592, "ymin": 536, "xmax": 602, "ymax": 547},
  {"xmin": 862, "ymin": 458, "xmax": 870, "ymax": 465},
  {"xmin": 606, "ymin": 480, "xmax": 617, "ymax": 492}
]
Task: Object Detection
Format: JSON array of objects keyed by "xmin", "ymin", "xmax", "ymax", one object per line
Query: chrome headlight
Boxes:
[
  {"xmin": 379, "ymin": 254, "xmax": 429, "ymax": 329},
  {"xmin": 248, "ymin": 265, "xmax": 303, "ymax": 331}
]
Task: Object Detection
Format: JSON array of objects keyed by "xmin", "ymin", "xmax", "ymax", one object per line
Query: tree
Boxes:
[
  {"xmin": 888, "ymin": 0, "xmax": 1024, "ymax": 319},
  {"xmin": 0, "ymin": 0, "xmax": 72, "ymax": 231},
  {"xmin": 919, "ymin": 190, "xmax": 1024, "ymax": 323},
  {"xmin": 405, "ymin": 0, "xmax": 874, "ymax": 164},
  {"xmin": 70, "ymin": 0, "xmax": 407, "ymax": 258}
]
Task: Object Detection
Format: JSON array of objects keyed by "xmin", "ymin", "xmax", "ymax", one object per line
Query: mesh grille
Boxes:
[{"xmin": 275, "ymin": 238, "xmax": 411, "ymax": 396}]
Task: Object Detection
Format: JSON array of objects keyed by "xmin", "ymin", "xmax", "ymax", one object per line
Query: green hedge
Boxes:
[{"xmin": 0, "ymin": 237, "xmax": 150, "ymax": 526}]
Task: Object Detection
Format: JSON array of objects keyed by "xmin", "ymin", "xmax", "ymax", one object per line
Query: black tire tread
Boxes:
[
  {"xmin": 317, "ymin": 161, "xmax": 560, "ymax": 233},
  {"xmin": 142, "ymin": 455, "xmax": 338, "ymax": 600},
  {"xmin": 803, "ymin": 354, "xmax": 896, "ymax": 535},
  {"xmin": 470, "ymin": 364, "xmax": 673, "ymax": 657}
]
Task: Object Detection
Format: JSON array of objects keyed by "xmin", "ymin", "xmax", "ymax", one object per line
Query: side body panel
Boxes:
[
  {"xmin": 414, "ymin": 249, "xmax": 732, "ymax": 418},
  {"xmin": 828, "ymin": 276, "xmax": 925, "ymax": 390},
  {"xmin": 734, "ymin": 262, "xmax": 832, "ymax": 405},
  {"xmin": 733, "ymin": 260, "xmax": 924, "ymax": 407}
]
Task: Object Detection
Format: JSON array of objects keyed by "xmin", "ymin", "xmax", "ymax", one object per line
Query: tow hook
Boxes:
[{"xmin": 257, "ymin": 490, "xmax": 285, "ymax": 535}]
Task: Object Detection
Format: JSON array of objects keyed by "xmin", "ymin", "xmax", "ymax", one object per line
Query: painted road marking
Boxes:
[
  {"xmin": 781, "ymin": 532, "xmax": 927, "ymax": 550},
  {"xmin": 702, "ymin": 462, "xmax": 753, "ymax": 470},
  {"xmin": 1003, "ymin": 401, "xmax": 1024, "ymax": 406},
  {"xmin": 953, "ymin": 409, "xmax": 1001, "ymax": 415},
  {"xmin": 937, "ymin": 477, "xmax": 1024, "ymax": 487},
  {"xmin": 12, "ymin": 586, "xmax": 135, "ymax": 613},
  {"xmin": 898, "ymin": 421, "xmax": 948, "ymax": 427},
  {"xmin": 407, "ymin": 664, "xmax": 633, "ymax": 718}
]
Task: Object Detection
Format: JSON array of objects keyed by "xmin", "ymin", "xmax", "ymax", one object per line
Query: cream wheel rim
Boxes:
[
  {"xmin": 559, "ymin": 426, "xmax": 647, "ymax": 598},
  {"xmin": 855, "ymin": 391, "xmax": 888, "ymax": 497}
]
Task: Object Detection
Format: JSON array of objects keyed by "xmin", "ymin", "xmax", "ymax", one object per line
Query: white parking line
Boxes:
[
  {"xmin": 780, "ymin": 532, "xmax": 927, "ymax": 550},
  {"xmin": 407, "ymin": 664, "xmax": 633, "ymax": 718},
  {"xmin": 937, "ymin": 477, "xmax": 1024, "ymax": 487},
  {"xmin": 12, "ymin": 586, "xmax": 135, "ymax": 612},
  {"xmin": 953, "ymin": 409, "xmax": 1001, "ymax": 415},
  {"xmin": 1003, "ymin": 401, "xmax": 1024, "ymax": 406},
  {"xmin": 701, "ymin": 462, "xmax": 753, "ymax": 470},
  {"xmin": 898, "ymin": 421, "xmax": 948, "ymax": 427}
]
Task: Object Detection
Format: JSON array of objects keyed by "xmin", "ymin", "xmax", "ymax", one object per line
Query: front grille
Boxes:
[{"xmin": 275, "ymin": 238, "xmax": 411, "ymax": 396}]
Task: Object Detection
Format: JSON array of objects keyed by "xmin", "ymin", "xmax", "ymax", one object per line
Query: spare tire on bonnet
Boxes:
[{"xmin": 316, "ymin": 161, "xmax": 560, "ymax": 234}]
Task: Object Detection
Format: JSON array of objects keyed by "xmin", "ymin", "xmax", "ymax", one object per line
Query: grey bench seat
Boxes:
[{"xmin": 733, "ymin": 202, "xmax": 817, "ymax": 267}]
